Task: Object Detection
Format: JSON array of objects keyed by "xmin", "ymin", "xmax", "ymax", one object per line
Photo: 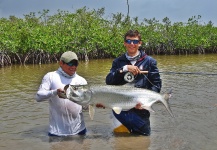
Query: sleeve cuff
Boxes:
[
  {"xmin": 52, "ymin": 89, "xmax": 58, "ymax": 96},
  {"xmin": 123, "ymin": 65, "xmax": 128, "ymax": 72}
]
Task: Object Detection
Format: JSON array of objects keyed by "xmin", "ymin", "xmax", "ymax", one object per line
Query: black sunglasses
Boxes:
[
  {"xmin": 64, "ymin": 60, "xmax": 78, "ymax": 67},
  {"xmin": 125, "ymin": 39, "xmax": 140, "ymax": 44}
]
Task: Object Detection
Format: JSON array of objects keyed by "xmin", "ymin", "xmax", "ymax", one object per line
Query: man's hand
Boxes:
[
  {"xmin": 57, "ymin": 88, "xmax": 67, "ymax": 98},
  {"xmin": 127, "ymin": 65, "xmax": 140, "ymax": 75},
  {"xmin": 135, "ymin": 102, "xmax": 143, "ymax": 109}
]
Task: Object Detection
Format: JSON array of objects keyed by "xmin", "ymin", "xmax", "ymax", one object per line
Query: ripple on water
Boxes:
[{"xmin": 0, "ymin": 55, "xmax": 217, "ymax": 150}]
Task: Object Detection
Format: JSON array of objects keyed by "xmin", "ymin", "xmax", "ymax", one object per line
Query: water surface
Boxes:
[{"xmin": 0, "ymin": 54, "xmax": 217, "ymax": 150}]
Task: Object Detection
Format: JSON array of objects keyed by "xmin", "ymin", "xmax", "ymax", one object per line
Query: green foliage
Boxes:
[{"xmin": 0, "ymin": 8, "xmax": 217, "ymax": 65}]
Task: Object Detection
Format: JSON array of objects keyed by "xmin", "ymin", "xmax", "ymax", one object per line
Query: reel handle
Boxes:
[{"xmin": 139, "ymin": 71, "xmax": 148, "ymax": 74}]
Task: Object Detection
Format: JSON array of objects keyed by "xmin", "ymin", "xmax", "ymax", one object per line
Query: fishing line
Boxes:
[
  {"xmin": 148, "ymin": 71, "xmax": 217, "ymax": 76},
  {"xmin": 124, "ymin": 72, "xmax": 161, "ymax": 90},
  {"xmin": 123, "ymin": 71, "xmax": 217, "ymax": 83},
  {"xmin": 143, "ymin": 74, "xmax": 161, "ymax": 90}
]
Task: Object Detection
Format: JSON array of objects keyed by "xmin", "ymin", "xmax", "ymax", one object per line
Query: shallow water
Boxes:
[{"xmin": 0, "ymin": 54, "xmax": 217, "ymax": 150}]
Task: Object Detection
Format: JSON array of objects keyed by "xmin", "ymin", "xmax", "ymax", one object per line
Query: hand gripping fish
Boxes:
[{"xmin": 65, "ymin": 84, "xmax": 174, "ymax": 120}]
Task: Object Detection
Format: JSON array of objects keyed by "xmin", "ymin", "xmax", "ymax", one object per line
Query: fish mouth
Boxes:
[{"xmin": 66, "ymin": 84, "xmax": 92, "ymax": 104}]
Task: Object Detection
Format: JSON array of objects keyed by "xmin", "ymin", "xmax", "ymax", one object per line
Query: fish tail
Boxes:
[
  {"xmin": 164, "ymin": 89, "xmax": 172, "ymax": 101},
  {"xmin": 162, "ymin": 91, "xmax": 174, "ymax": 117}
]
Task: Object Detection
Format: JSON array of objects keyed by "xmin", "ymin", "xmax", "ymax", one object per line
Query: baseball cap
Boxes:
[{"xmin": 60, "ymin": 51, "xmax": 78, "ymax": 63}]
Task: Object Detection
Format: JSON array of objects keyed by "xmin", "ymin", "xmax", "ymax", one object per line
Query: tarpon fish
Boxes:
[{"xmin": 65, "ymin": 84, "xmax": 174, "ymax": 120}]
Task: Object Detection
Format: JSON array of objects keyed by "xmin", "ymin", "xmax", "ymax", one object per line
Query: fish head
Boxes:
[{"xmin": 66, "ymin": 84, "xmax": 92, "ymax": 105}]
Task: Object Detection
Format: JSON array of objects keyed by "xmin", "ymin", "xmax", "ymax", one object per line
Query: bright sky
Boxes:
[{"xmin": 0, "ymin": 0, "xmax": 216, "ymax": 25}]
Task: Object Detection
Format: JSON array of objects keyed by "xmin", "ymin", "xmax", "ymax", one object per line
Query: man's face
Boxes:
[
  {"xmin": 60, "ymin": 60, "xmax": 78, "ymax": 76},
  {"xmin": 124, "ymin": 36, "xmax": 142, "ymax": 56}
]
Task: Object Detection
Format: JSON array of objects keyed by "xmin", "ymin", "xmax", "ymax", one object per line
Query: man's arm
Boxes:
[
  {"xmin": 106, "ymin": 60, "xmax": 126, "ymax": 85},
  {"xmin": 35, "ymin": 73, "xmax": 58, "ymax": 102}
]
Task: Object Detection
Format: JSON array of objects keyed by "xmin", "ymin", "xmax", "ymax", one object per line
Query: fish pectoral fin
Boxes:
[
  {"xmin": 112, "ymin": 107, "xmax": 122, "ymax": 114},
  {"xmin": 89, "ymin": 104, "xmax": 95, "ymax": 120}
]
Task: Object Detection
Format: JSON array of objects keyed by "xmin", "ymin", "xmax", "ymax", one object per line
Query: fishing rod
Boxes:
[
  {"xmin": 140, "ymin": 71, "xmax": 217, "ymax": 76},
  {"xmin": 124, "ymin": 71, "xmax": 217, "ymax": 82}
]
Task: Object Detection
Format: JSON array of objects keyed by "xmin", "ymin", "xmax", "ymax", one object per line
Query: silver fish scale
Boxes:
[
  {"xmin": 66, "ymin": 85, "xmax": 174, "ymax": 117},
  {"xmin": 90, "ymin": 86, "xmax": 163, "ymax": 110}
]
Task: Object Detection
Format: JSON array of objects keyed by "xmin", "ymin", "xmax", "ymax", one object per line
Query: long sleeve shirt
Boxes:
[{"xmin": 35, "ymin": 70, "xmax": 87, "ymax": 136}]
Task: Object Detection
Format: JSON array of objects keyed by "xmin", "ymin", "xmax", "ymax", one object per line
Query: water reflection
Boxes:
[{"xmin": 0, "ymin": 54, "xmax": 217, "ymax": 150}]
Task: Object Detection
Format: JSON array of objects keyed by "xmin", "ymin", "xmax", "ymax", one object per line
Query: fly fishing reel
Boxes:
[
  {"xmin": 123, "ymin": 70, "xmax": 149, "ymax": 82},
  {"xmin": 124, "ymin": 72, "xmax": 135, "ymax": 82}
]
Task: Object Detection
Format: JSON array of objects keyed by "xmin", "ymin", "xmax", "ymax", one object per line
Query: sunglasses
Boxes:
[
  {"xmin": 64, "ymin": 60, "xmax": 78, "ymax": 67},
  {"xmin": 125, "ymin": 39, "xmax": 140, "ymax": 44}
]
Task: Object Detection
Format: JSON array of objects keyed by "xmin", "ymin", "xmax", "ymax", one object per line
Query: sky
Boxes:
[{"xmin": 0, "ymin": 0, "xmax": 216, "ymax": 25}]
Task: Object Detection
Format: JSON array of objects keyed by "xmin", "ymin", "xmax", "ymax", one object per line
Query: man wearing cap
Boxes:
[{"xmin": 35, "ymin": 51, "xmax": 87, "ymax": 136}]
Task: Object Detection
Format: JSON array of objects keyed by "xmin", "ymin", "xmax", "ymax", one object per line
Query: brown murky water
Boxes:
[{"xmin": 0, "ymin": 54, "xmax": 217, "ymax": 150}]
